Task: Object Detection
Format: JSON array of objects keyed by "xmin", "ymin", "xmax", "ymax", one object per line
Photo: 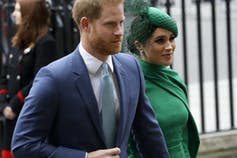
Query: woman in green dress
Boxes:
[{"xmin": 127, "ymin": 6, "xmax": 200, "ymax": 158}]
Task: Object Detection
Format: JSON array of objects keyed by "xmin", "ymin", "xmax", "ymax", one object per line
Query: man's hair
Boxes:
[
  {"xmin": 72, "ymin": 0, "xmax": 124, "ymax": 27},
  {"xmin": 12, "ymin": 0, "xmax": 50, "ymax": 48}
]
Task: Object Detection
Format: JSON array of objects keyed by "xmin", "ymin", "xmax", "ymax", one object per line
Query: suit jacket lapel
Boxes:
[
  {"xmin": 113, "ymin": 56, "xmax": 129, "ymax": 146},
  {"xmin": 71, "ymin": 51, "xmax": 130, "ymax": 147},
  {"xmin": 72, "ymin": 50, "xmax": 105, "ymax": 144}
]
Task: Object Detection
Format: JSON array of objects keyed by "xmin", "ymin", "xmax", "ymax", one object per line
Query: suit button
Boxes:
[
  {"xmin": 16, "ymin": 75, "xmax": 21, "ymax": 80},
  {"xmin": 6, "ymin": 74, "xmax": 10, "ymax": 79},
  {"xmin": 9, "ymin": 54, "xmax": 13, "ymax": 59}
]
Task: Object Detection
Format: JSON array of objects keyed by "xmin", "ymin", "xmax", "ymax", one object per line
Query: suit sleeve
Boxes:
[
  {"xmin": 131, "ymin": 58, "xmax": 170, "ymax": 158},
  {"xmin": 11, "ymin": 68, "xmax": 86, "ymax": 158}
]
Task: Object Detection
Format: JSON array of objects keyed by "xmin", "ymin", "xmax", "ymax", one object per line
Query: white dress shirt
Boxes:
[{"xmin": 79, "ymin": 43, "xmax": 120, "ymax": 116}]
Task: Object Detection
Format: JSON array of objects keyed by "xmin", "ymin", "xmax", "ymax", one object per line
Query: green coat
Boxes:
[{"xmin": 128, "ymin": 60, "xmax": 200, "ymax": 158}]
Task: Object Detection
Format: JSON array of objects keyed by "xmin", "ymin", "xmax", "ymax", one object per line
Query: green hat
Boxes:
[
  {"xmin": 127, "ymin": 6, "xmax": 178, "ymax": 55},
  {"xmin": 148, "ymin": 7, "xmax": 178, "ymax": 37}
]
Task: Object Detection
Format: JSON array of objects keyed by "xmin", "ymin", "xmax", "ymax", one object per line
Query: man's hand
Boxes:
[{"xmin": 88, "ymin": 147, "xmax": 120, "ymax": 158}]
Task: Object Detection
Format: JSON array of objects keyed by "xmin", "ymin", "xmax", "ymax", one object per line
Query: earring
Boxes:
[{"xmin": 140, "ymin": 50, "xmax": 145, "ymax": 55}]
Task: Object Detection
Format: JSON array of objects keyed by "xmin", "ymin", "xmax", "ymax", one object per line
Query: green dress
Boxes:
[{"xmin": 128, "ymin": 60, "xmax": 200, "ymax": 158}]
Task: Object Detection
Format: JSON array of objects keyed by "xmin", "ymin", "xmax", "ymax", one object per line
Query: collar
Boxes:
[{"xmin": 79, "ymin": 43, "xmax": 114, "ymax": 74}]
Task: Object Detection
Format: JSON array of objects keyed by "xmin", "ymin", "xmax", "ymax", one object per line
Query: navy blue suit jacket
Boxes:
[{"xmin": 11, "ymin": 48, "xmax": 169, "ymax": 158}]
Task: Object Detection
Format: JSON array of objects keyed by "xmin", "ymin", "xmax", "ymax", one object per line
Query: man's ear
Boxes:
[{"xmin": 80, "ymin": 17, "xmax": 89, "ymax": 31}]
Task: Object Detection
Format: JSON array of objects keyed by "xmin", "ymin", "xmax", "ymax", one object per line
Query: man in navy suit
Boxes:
[{"xmin": 11, "ymin": 0, "xmax": 169, "ymax": 157}]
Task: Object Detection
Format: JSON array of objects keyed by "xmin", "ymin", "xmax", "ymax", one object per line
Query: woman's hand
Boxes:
[{"xmin": 3, "ymin": 106, "xmax": 16, "ymax": 120}]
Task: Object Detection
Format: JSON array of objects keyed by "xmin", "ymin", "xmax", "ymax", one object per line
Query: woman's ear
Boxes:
[
  {"xmin": 134, "ymin": 40, "xmax": 143, "ymax": 52},
  {"xmin": 134, "ymin": 40, "xmax": 147, "ymax": 58}
]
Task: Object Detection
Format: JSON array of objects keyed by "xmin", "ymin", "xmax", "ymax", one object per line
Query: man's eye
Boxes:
[{"xmin": 106, "ymin": 23, "xmax": 116, "ymax": 28}]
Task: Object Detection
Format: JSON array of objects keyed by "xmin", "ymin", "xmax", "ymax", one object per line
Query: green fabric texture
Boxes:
[
  {"xmin": 127, "ymin": 6, "xmax": 178, "ymax": 55},
  {"xmin": 128, "ymin": 60, "xmax": 200, "ymax": 158}
]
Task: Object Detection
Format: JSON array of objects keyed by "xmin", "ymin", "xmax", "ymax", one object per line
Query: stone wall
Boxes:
[{"xmin": 198, "ymin": 130, "xmax": 237, "ymax": 158}]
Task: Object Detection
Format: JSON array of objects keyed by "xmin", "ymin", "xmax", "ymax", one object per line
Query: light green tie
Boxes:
[{"xmin": 100, "ymin": 63, "xmax": 116, "ymax": 148}]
